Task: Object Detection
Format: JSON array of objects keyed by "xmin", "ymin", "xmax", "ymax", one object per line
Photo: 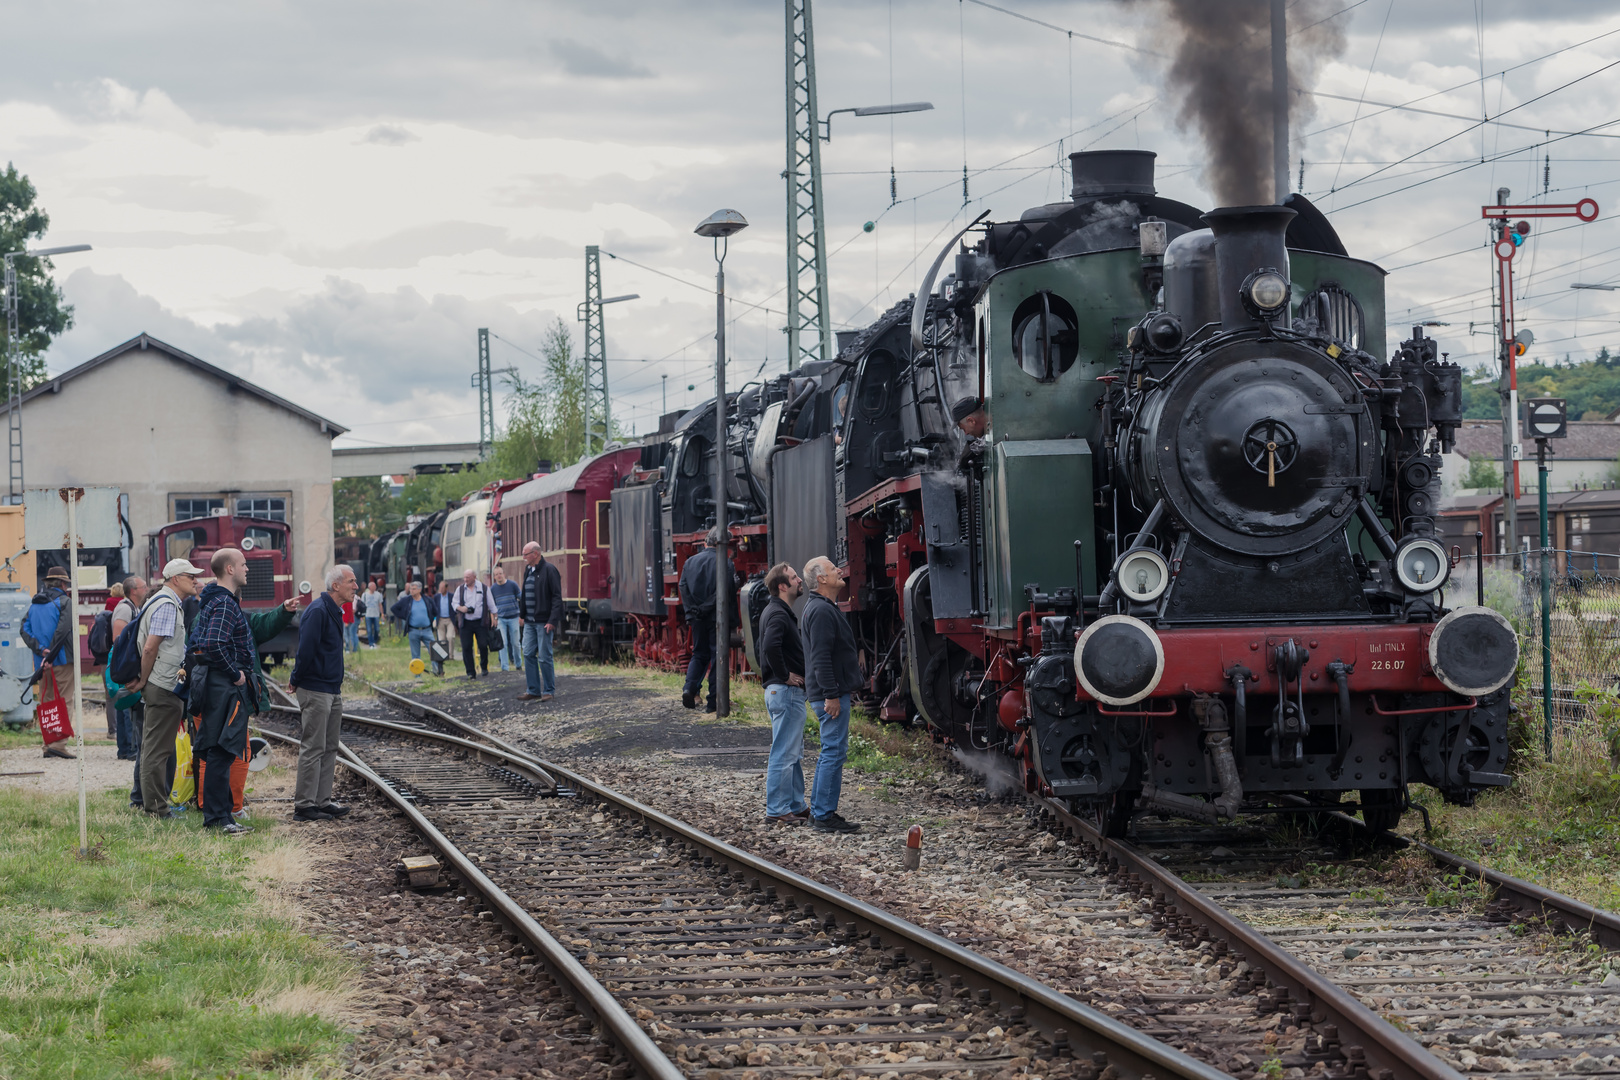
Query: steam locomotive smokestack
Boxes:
[
  {"xmin": 1069, "ymin": 149, "xmax": 1157, "ymax": 201},
  {"xmin": 1202, "ymin": 205, "xmax": 1296, "ymax": 329},
  {"xmin": 1125, "ymin": 0, "xmax": 1344, "ymax": 205},
  {"xmin": 1271, "ymin": 0, "xmax": 1289, "ymax": 204}
]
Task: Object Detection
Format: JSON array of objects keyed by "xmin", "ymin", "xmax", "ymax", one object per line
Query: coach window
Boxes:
[
  {"xmin": 597, "ymin": 500, "xmax": 610, "ymax": 548},
  {"xmin": 464, "ymin": 515, "xmax": 476, "ymax": 537}
]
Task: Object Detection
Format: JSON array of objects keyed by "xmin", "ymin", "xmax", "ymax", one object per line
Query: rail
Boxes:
[
  {"xmin": 253, "ymin": 712, "xmax": 680, "ymax": 1080},
  {"xmin": 1041, "ymin": 796, "xmax": 1465, "ymax": 1080},
  {"xmin": 260, "ymin": 683, "xmax": 1228, "ymax": 1080}
]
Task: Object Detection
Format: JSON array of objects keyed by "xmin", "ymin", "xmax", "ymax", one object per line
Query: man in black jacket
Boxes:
[
  {"xmin": 678, "ymin": 527, "xmax": 735, "ymax": 713},
  {"xmin": 289, "ymin": 563, "xmax": 357, "ymax": 822},
  {"xmin": 517, "ymin": 541, "xmax": 564, "ymax": 701},
  {"xmin": 757, "ymin": 562, "xmax": 808, "ymax": 825},
  {"xmin": 800, "ymin": 556, "xmax": 862, "ymax": 833}
]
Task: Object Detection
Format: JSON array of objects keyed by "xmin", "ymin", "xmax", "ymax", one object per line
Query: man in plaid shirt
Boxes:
[{"xmin": 189, "ymin": 549, "xmax": 262, "ymax": 833}]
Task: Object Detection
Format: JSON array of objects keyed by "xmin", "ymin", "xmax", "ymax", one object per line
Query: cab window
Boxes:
[{"xmin": 166, "ymin": 528, "xmax": 207, "ymax": 562}]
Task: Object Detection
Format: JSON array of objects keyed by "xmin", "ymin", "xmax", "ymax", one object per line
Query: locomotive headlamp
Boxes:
[
  {"xmin": 1428, "ymin": 605, "xmax": 1519, "ymax": 697},
  {"xmin": 1114, "ymin": 548, "xmax": 1170, "ymax": 604},
  {"xmin": 1393, "ymin": 537, "xmax": 1449, "ymax": 594},
  {"xmin": 1242, "ymin": 269, "xmax": 1290, "ymax": 318},
  {"xmin": 1074, "ymin": 615, "xmax": 1165, "ymax": 706}
]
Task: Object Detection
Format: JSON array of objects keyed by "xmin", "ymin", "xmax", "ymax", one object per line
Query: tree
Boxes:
[
  {"xmin": 0, "ymin": 164, "xmax": 74, "ymax": 387},
  {"xmin": 489, "ymin": 318, "xmax": 591, "ymax": 476},
  {"xmin": 333, "ymin": 476, "xmax": 404, "ymax": 537},
  {"xmin": 1461, "ymin": 454, "xmax": 1502, "ymax": 491}
]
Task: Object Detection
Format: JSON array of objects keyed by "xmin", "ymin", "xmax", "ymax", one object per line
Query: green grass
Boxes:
[
  {"xmin": 1401, "ymin": 723, "xmax": 1620, "ymax": 912},
  {"xmin": 0, "ymin": 786, "xmax": 357, "ymax": 1078},
  {"xmin": 334, "ymin": 629, "xmax": 455, "ymax": 695}
]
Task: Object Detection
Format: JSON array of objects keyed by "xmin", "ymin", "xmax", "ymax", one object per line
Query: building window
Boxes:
[
  {"xmin": 236, "ymin": 496, "xmax": 287, "ymax": 522},
  {"xmin": 174, "ymin": 498, "xmax": 224, "ymax": 521}
]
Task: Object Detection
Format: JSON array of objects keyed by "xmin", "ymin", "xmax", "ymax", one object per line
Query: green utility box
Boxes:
[{"xmin": 985, "ymin": 439, "xmax": 1096, "ymax": 629}]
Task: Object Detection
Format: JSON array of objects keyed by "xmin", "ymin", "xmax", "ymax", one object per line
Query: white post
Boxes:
[{"xmin": 66, "ymin": 489, "xmax": 86, "ymax": 855}]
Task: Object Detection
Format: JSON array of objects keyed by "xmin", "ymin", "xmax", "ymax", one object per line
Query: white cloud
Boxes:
[{"xmin": 2, "ymin": 0, "xmax": 1616, "ymax": 447}]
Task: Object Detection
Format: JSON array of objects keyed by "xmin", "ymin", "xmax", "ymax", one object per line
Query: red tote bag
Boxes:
[{"xmin": 37, "ymin": 667, "xmax": 75, "ymax": 745}]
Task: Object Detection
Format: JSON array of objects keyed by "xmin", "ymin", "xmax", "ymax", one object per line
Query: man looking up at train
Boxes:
[
  {"xmin": 517, "ymin": 541, "xmax": 564, "ymax": 702},
  {"xmin": 454, "ymin": 567, "xmax": 493, "ymax": 679},
  {"xmin": 800, "ymin": 556, "xmax": 862, "ymax": 834},
  {"xmin": 757, "ymin": 562, "xmax": 809, "ymax": 826},
  {"xmin": 679, "ymin": 528, "xmax": 736, "ymax": 713},
  {"xmin": 289, "ymin": 563, "xmax": 358, "ymax": 823}
]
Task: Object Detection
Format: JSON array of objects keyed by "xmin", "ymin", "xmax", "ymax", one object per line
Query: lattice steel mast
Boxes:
[
  {"xmin": 785, "ymin": 0, "xmax": 831, "ymax": 370},
  {"xmin": 475, "ymin": 328, "xmax": 493, "ymax": 459},
  {"xmin": 582, "ymin": 245, "xmax": 608, "ymax": 454}
]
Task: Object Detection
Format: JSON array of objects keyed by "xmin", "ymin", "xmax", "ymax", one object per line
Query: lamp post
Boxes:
[
  {"xmin": 3, "ymin": 244, "xmax": 91, "ymax": 503},
  {"xmin": 694, "ymin": 209, "xmax": 748, "ymax": 718},
  {"xmin": 819, "ymin": 100, "xmax": 933, "ymax": 142}
]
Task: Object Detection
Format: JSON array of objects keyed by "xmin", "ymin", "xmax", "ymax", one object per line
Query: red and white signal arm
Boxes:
[{"xmin": 1525, "ymin": 398, "xmax": 1567, "ymax": 440}]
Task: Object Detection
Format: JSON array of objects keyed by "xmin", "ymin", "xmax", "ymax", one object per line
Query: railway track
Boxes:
[
  {"xmin": 256, "ymin": 685, "xmax": 1225, "ymax": 1080},
  {"xmin": 1024, "ymin": 798, "xmax": 1620, "ymax": 1080}
]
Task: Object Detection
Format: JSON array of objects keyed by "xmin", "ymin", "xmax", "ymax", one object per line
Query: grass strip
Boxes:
[{"xmin": 0, "ymin": 786, "xmax": 357, "ymax": 1079}]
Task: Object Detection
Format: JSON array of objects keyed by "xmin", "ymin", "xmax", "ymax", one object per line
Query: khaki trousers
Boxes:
[
  {"xmin": 139, "ymin": 683, "xmax": 184, "ymax": 815},
  {"xmin": 294, "ymin": 688, "xmax": 343, "ymax": 812}
]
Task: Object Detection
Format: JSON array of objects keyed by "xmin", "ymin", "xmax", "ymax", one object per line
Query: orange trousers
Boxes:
[{"xmin": 195, "ymin": 754, "xmax": 250, "ymax": 813}]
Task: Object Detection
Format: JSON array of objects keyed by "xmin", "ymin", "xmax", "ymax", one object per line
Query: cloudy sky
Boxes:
[{"xmin": 5, "ymin": 0, "xmax": 1620, "ymax": 447}]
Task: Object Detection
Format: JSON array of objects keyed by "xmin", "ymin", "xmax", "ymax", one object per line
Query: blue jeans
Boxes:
[
  {"xmin": 765, "ymin": 683, "xmax": 808, "ymax": 818},
  {"xmin": 365, "ymin": 615, "xmax": 379, "ymax": 646},
  {"xmin": 344, "ymin": 621, "xmax": 359, "ymax": 652},
  {"xmin": 407, "ymin": 627, "xmax": 434, "ymax": 669},
  {"xmin": 810, "ymin": 694, "xmax": 851, "ymax": 820},
  {"xmin": 522, "ymin": 622, "xmax": 554, "ymax": 696},
  {"xmin": 115, "ymin": 706, "xmax": 139, "ymax": 758},
  {"xmin": 497, "ymin": 616, "xmax": 521, "ymax": 672}
]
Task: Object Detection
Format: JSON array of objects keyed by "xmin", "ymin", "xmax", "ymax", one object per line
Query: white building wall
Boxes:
[{"xmin": 22, "ymin": 346, "xmax": 336, "ymax": 583}]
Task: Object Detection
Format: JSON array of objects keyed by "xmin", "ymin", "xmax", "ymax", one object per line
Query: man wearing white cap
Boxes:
[{"xmin": 126, "ymin": 558, "xmax": 201, "ymax": 818}]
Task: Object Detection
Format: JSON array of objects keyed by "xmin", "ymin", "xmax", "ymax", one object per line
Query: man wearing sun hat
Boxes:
[
  {"xmin": 22, "ymin": 565, "xmax": 78, "ymax": 759},
  {"xmin": 126, "ymin": 557, "xmax": 202, "ymax": 818}
]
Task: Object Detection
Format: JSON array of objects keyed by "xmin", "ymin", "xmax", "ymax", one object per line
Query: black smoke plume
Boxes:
[{"xmin": 1130, "ymin": 0, "xmax": 1347, "ymax": 205}]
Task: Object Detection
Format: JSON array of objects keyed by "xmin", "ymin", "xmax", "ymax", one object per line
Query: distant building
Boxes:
[
  {"xmin": 20, "ymin": 332, "xmax": 347, "ymax": 582},
  {"xmin": 1443, "ymin": 419, "xmax": 1620, "ymax": 497}
]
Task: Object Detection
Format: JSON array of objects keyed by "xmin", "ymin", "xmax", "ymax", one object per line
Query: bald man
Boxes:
[
  {"xmin": 799, "ymin": 556, "xmax": 862, "ymax": 834},
  {"xmin": 518, "ymin": 541, "xmax": 564, "ymax": 701}
]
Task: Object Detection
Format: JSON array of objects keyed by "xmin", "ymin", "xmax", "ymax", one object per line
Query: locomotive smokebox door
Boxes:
[{"xmin": 1525, "ymin": 398, "xmax": 1567, "ymax": 440}]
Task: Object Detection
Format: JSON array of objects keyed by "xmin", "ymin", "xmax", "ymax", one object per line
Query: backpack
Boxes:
[
  {"xmin": 88, "ymin": 610, "xmax": 115, "ymax": 664},
  {"xmin": 107, "ymin": 594, "xmax": 177, "ymax": 686}
]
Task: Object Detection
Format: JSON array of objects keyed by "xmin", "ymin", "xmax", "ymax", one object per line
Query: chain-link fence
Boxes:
[{"xmin": 1454, "ymin": 551, "xmax": 1620, "ymax": 748}]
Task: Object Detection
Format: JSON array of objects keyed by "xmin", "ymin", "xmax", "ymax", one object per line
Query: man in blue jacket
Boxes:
[
  {"xmin": 289, "ymin": 563, "xmax": 358, "ymax": 822},
  {"xmin": 799, "ymin": 556, "xmax": 862, "ymax": 834},
  {"xmin": 22, "ymin": 566, "xmax": 77, "ymax": 759}
]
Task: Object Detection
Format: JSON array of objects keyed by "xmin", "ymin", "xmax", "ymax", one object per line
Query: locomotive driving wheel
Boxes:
[
  {"xmin": 1358, "ymin": 788, "xmax": 1403, "ymax": 832},
  {"xmin": 1091, "ymin": 792, "xmax": 1135, "ymax": 839}
]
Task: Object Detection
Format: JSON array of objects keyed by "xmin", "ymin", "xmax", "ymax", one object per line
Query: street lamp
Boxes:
[
  {"xmin": 820, "ymin": 101, "xmax": 934, "ymax": 141},
  {"xmin": 694, "ymin": 208, "xmax": 748, "ymax": 718},
  {"xmin": 4, "ymin": 244, "xmax": 92, "ymax": 502}
]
